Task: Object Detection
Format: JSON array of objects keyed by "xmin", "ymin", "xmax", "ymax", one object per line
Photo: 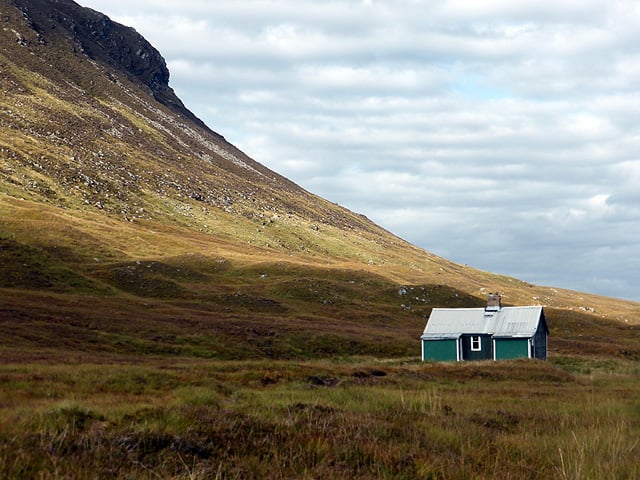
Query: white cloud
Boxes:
[{"xmin": 79, "ymin": 0, "xmax": 640, "ymax": 301}]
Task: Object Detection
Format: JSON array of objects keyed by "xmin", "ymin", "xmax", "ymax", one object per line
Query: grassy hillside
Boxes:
[
  {"xmin": 1, "ymin": 0, "xmax": 639, "ymax": 364},
  {"xmin": 3, "ymin": 191, "xmax": 640, "ymax": 363}
]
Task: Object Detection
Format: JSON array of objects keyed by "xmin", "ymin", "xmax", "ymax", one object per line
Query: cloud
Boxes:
[{"xmin": 80, "ymin": 0, "xmax": 640, "ymax": 301}]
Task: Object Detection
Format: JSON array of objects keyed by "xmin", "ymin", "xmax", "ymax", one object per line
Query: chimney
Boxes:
[{"xmin": 486, "ymin": 293, "xmax": 501, "ymax": 311}]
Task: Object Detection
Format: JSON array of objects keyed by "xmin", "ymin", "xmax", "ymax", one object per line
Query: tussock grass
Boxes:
[{"xmin": 1, "ymin": 358, "xmax": 639, "ymax": 479}]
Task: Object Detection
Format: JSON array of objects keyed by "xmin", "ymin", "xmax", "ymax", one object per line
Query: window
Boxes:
[{"xmin": 471, "ymin": 336, "xmax": 481, "ymax": 351}]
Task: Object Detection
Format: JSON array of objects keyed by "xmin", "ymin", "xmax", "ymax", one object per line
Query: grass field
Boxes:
[{"xmin": 1, "ymin": 355, "xmax": 639, "ymax": 479}]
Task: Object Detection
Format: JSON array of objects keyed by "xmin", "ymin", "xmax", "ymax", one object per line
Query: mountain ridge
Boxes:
[
  {"xmin": 1, "ymin": 0, "xmax": 639, "ymax": 362},
  {"xmin": 9, "ymin": 0, "xmax": 210, "ymax": 130}
]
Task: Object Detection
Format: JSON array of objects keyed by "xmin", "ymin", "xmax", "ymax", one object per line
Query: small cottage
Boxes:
[{"xmin": 420, "ymin": 294, "xmax": 548, "ymax": 362}]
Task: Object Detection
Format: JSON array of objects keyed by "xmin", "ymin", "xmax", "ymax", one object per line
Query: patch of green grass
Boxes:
[
  {"xmin": 0, "ymin": 238, "xmax": 109, "ymax": 293},
  {"xmin": 550, "ymin": 355, "xmax": 635, "ymax": 375}
]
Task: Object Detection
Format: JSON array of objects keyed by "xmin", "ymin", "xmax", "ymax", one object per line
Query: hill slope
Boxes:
[{"xmin": 1, "ymin": 0, "xmax": 639, "ymax": 361}]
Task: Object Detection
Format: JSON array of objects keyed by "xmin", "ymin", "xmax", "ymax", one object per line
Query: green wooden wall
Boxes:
[
  {"xmin": 422, "ymin": 339, "xmax": 457, "ymax": 362},
  {"xmin": 494, "ymin": 338, "xmax": 530, "ymax": 360}
]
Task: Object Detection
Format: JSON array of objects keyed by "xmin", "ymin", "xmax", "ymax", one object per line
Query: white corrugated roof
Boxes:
[{"xmin": 421, "ymin": 306, "xmax": 544, "ymax": 339}]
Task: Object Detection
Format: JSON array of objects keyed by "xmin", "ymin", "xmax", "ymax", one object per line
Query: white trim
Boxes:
[{"xmin": 470, "ymin": 335, "xmax": 482, "ymax": 351}]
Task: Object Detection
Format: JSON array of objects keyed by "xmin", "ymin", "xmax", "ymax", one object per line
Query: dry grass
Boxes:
[{"xmin": 1, "ymin": 358, "xmax": 638, "ymax": 479}]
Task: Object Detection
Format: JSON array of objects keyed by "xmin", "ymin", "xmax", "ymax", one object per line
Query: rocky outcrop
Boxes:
[{"xmin": 9, "ymin": 0, "xmax": 211, "ymax": 131}]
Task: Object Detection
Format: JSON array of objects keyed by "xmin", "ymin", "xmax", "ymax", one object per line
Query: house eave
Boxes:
[
  {"xmin": 421, "ymin": 334, "xmax": 459, "ymax": 340},
  {"xmin": 492, "ymin": 334, "xmax": 532, "ymax": 339}
]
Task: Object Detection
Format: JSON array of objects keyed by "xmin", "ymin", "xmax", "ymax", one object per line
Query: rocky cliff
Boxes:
[{"xmin": 9, "ymin": 0, "xmax": 207, "ymax": 127}]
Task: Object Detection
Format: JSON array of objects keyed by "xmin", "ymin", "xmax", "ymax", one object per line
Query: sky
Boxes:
[{"xmin": 79, "ymin": 0, "xmax": 640, "ymax": 302}]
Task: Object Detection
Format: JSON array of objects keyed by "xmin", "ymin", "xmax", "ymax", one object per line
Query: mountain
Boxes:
[{"xmin": 1, "ymin": 0, "xmax": 639, "ymax": 361}]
